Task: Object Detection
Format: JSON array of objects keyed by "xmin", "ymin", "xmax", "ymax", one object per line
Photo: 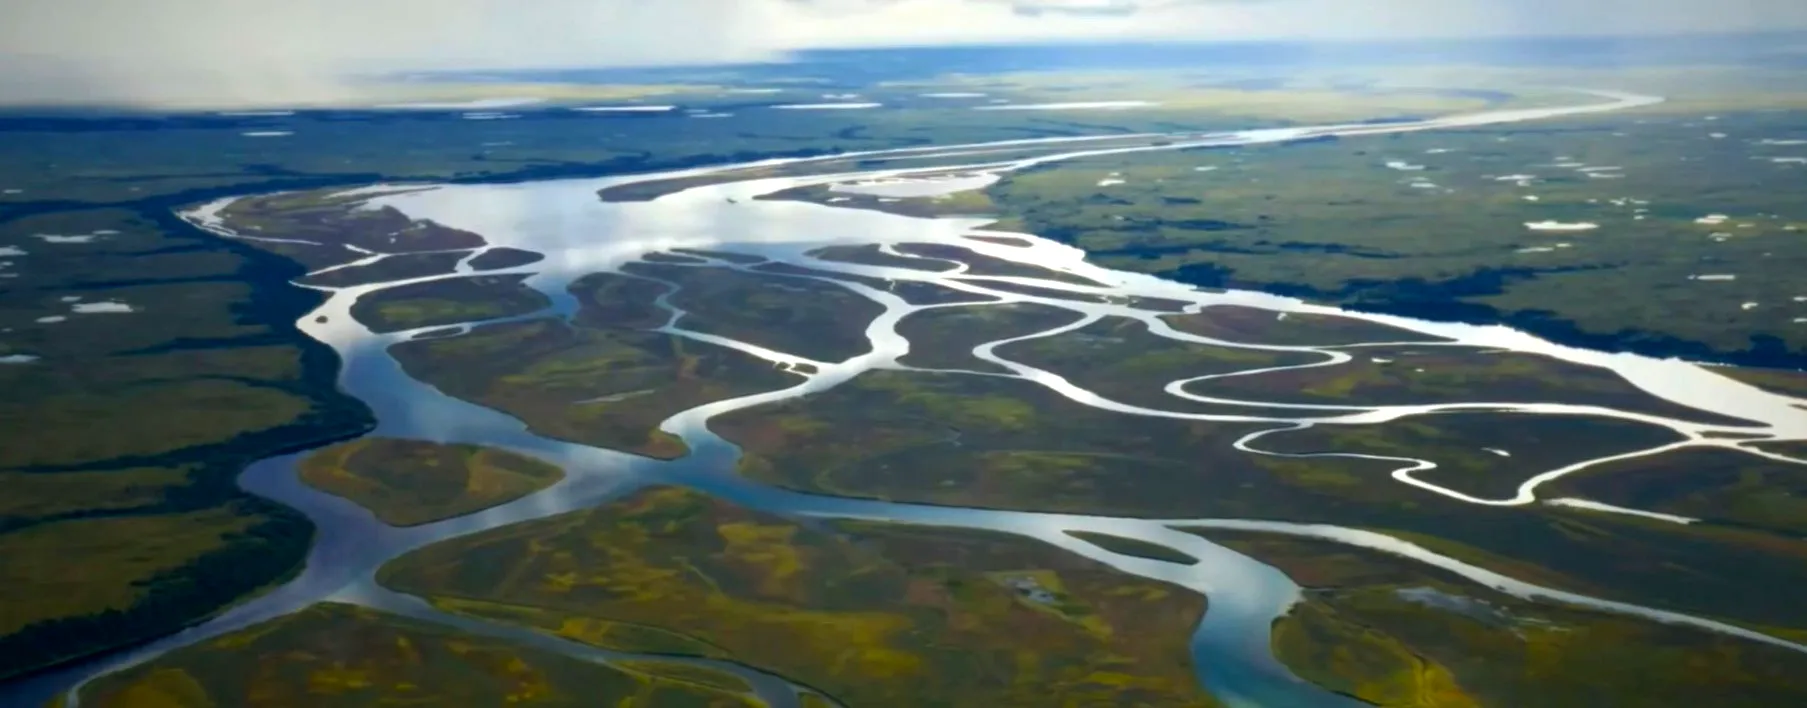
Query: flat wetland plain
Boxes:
[
  {"xmin": 297, "ymin": 438, "xmax": 564, "ymax": 526},
  {"xmin": 977, "ymin": 106, "xmax": 1807, "ymax": 368},
  {"xmin": 5, "ymin": 54, "xmax": 1807, "ymax": 706}
]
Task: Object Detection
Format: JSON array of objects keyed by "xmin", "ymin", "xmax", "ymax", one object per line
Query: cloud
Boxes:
[
  {"xmin": 769, "ymin": 0, "xmax": 1807, "ymax": 46},
  {"xmin": 0, "ymin": 0, "xmax": 785, "ymax": 107},
  {"xmin": 1, "ymin": 0, "xmax": 1804, "ymax": 107}
]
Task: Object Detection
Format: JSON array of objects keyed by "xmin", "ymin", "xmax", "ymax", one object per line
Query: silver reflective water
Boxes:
[{"xmin": 12, "ymin": 90, "xmax": 1807, "ymax": 708}]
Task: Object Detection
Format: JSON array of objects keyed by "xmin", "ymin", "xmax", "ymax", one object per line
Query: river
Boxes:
[{"xmin": 7, "ymin": 89, "xmax": 1807, "ymax": 708}]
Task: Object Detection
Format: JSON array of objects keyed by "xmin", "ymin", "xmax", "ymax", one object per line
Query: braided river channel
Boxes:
[{"xmin": 9, "ymin": 89, "xmax": 1807, "ymax": 708}]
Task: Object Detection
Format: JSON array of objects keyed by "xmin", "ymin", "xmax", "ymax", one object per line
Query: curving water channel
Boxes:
[{"xmin": 10, "ymin": 89, "xmax": 1807, "ymax": 708}]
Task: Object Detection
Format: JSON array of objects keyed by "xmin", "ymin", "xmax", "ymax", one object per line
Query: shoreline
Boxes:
[
  {"xmin": 762, "ymin": 186, "xmax": 1807, "ymax": 377},
  {"xmin": 0, "ymin": 198, "xmax": 379, "ymax": 685},
  {"xmin": 9, "ymin": 88, "xmax": 1807, "ymax": 703}
]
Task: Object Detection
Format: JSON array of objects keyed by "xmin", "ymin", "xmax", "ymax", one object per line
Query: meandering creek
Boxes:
[{"xmin": 11, "ymin": 89, "xmax": 1807, "ymax": 708}]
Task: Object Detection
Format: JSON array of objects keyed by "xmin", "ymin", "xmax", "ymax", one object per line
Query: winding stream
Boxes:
[{"xmin": 9, "ymin": 89, "xmax": 1807, "ymax": 708}]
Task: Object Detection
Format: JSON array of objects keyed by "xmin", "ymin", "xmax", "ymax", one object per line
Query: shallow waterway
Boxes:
[{"xmin": 10, "ymin": 89, "xmax": 1807, "ymax": 708}]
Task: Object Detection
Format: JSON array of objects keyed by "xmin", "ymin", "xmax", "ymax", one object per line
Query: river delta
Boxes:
[{"xmin": 7, "ymin": 89, "xmax": 1807, "ymax": 707}]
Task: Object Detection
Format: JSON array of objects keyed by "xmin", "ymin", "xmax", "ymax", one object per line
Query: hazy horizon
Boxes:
[{"xmin": 3, "ymin": 0, "xmax": 1806, "ymax": 108}]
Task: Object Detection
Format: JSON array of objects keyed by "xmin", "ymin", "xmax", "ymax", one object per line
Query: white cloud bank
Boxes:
[{"xmin": 1, "ymin": 0, "xmax": 1804, "ymax": 107}]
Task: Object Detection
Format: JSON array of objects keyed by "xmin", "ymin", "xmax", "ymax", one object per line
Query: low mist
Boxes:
[{"xmin": 1, "ymin": 0, "xmax": 1802, "ymax": 108}]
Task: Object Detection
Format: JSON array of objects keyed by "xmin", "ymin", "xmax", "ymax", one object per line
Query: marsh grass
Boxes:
[
  {"xmin": 299, "ymin": 438, "xmax": 564, "ymax": 526},
  {"xmin": 380, "ymin": 487, "xmax": 1218, "ymax": 707},
  {"xmin": 79, "ymin": 602, "xmax": 764, "ymax": 708},
  {"xmin": 1198, "ymin": 531, "xmax": 1807, "ymax": 707}
]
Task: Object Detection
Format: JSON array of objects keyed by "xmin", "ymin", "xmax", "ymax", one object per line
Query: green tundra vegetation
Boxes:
[
  {"xmin": 566, "ymin": 272, "xmax": 673, "ymax": 330},
  {"xmin": 975, "ymin": 107, "xmax": 1807, "ymax": 368},
  {"xmin": 1546, "ymin": 447, "xmax": 1807, "ymax": 537},
  {"xmin": 380, "ymin": 261, "xmax": 957, "ymax": 459},
  {"xmin": 77, "ymin": 602, "xmax": 765, "ymax": 708},
  {"xmin": 710, "ymin": 364, "xmax": 1807, "ymax": 639},
  {"xmin": 620, "ymin": 262, "xmax": 886, "ymax": 363},
  {"xmin": 378, "ymin": 486, "xmax": 1218, "ymax": 707},
  {"xmin": 1757, "ymin": 440, "xmax": 1807, "ymax": 459},
  {"xmin": 388, "ymin": 315, "xmax": 799, "ymax": 460},
  {"xmin": 993, "ymin": 315, "xmax": 1325, "ymax": 412},
  {"xmin": 0, "ymin": 204, "xmax": 364, "ymax": 679},
  {"xmin": 712, "ymin": 368, "xmax": 1273, "ymax": 516},
  {"xmin": 1160, "ymin": 306, "xmax": 1447, "ymax": 347},
  {"xmin": 894, "ymin": 302, "xmax": 1085, "ymax": 373},
  {"xmin": 298, "ymin": 438, "xmax": 564, "ymax": 526},
  {"xmin": 6, "ymin": 62, "xmax": 1807, "ymax": 694},
  {"xmin": 468, "ymin": 247, "xmax": 545, "ymax": 271},
  {"xmin": 2, "ymin": 189, "xmax": 544, "ymax": 678},
  {"xmin": 2, "ymin": 507, "xmax": 256, "ymax": 641},
  {"xmin": 1188, "ymin": 530, "xmax": 1807, "ymax": 707},
  {"xmin": 1182, "ymin": 340, "xmax": 1758, "ymax": 425},
  {"xmin": 377, "ymin": 252, "xmax": 837, "ymax": 461},
  {"xmin": 348, "ymin": 274, "xmax": 551, "ymax": 334},
  {"xmin": 220, "ymin": 190, "xmax": 487, "ymax": 262},
  {"xmin": 1253, "ymin": 413, "xmax": 1685, "ymax": 499},
  {"xmin": 1717, "ymin": 365, "xmax": 1807, "ymax": 399}
]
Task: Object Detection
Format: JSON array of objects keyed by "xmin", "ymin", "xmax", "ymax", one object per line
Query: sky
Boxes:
[{"xmin": 1, "ymin": 0, "xmax": 1805, "ymax": 107}]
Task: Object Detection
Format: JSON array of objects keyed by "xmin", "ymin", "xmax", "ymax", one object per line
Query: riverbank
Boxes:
[
  {"xmin": 9, "ymin": 88, "xmax": 1807, "ymax": 708},
  {"xmin": 0, "ymin": 192, "xmax": 381, "ymax": 682}
]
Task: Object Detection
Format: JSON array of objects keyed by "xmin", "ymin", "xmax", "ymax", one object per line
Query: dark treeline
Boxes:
[
  {"xmin": 0, "ymin": 502, "xmax": 311, "ymax": 680},
  {"xmin": 1170, "ymin": 261, "xmax": 1807, "ymax": 371},
  {"xmin": 0, "ymin": 200, "xmax": 378, "ymax": 682},
  {"xmin": 3, "ymin": 135, "xmax": 882, "ymax": 682}
]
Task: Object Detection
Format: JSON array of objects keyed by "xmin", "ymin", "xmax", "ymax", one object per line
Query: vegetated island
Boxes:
[
  {"xmin": 378, "ymin": 486, "xmax": 1220, "ymax": 707},
  {"xmin": 1185, "ymin": 529, "xmax": 1807, "ymax": 707},
  {"xmin": 298, "ymin": 438, "xmax": 565, "ymax": 526}
]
